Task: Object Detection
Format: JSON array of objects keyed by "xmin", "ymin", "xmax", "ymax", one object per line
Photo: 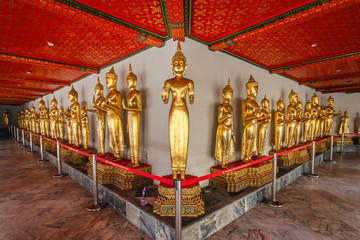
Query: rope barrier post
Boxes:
[
  {"xmin": 16, "ymin": 128, "xmax": 19, "ymax": 143},
  {"xmin": 53, "ymin": 140, "xmax": 67, "ymax": 178},
  {"xmin": 175, "ymin": 180, "xmax": 182, "ymax": 240},
  {"xmin": 330, "ymin": 136, "xmax": 335, "ymax": 162},
  {"xmin": 13, "ymin": 126, "xmax": 16, "ymax": 141},
  {"xmin": 308, "ymin": 141, "xmax": 319, "ymax": 178},
  {"xmin": 266, "ymin": 153, "xmax": 283, "ymax": 208},
  {"xmin": 37, "ymin": 135, "xmax": 48, "ymax": 162},
  {"xmin": 86, "ymin": 154, "xmax": 102, "ymax": 212},
  {"xmin": 22, "ymin": 130, "xmax": 25, "ymax": 147},
  {"xmin": 340, "ymin": 133, "xmax": 344, "ymax": 153}
]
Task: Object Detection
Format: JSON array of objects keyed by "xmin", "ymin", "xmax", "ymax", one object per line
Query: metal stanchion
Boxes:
[
  {"xmin": 16, "ymin": 128, "xmax": 19, "ymax": 142},
  {"xmin": 340, "ymin": 133, "xmax": 344, "ymax": 153},
  {"xmin": 266, "ymin": 153, "xmax": 283, "ymax": 207},
  {"xmin": 21, "ymin": 130, "xmax": 25, "ymax": 147},
  {"xmin": 37, "ymin": 135, "xmax": 48, "ymax": 162},
  {"xmin": 86, "ymin": 154, "xmax": 102, "ymax": 212},
  {"xmin": 308, "ymin": 141, "xmax": 319, "ymax": 178},
  {"xmin": 53, "ymin": 140, "xmax": 67, "ymax": 178},
  {"xmin": 175, "ymin": 180, "xmax": 182, "ymax": 240}
]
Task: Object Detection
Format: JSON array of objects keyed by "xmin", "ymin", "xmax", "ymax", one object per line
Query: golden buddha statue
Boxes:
[
  {"xmin": 303, "ymin": 101, "xmax": 312, "ymax": 143},
  {"xmin": 58, "ymin": 106, "xmax": 65, "ymax": 141},
  {"xmin": 309, "ymin": 93, "xmax": 320, "ymax": 141},
  {"xmin": 339, "ymin": 110, "xmax": 350, "ymax": 134},
  {"xmin": 319, "ymin": 107, "xmax": 326, "ymax": 138},
  {"xmin": 81, "ymin": 104, "xmax": 90, "ymax": 149},
  {"xmin": 122, "ymin": 64, "xmax": 142, "ymax": 167},
  {"xmin": 88, "ymin": 77, "xmax": 106, "ymax": 155},
  {"xmin": 274, "ymin": 97, "xmax": 285, "ymax": 151},
  {"xmin": 65, "ymin": 86, "xmax": 82, "ymax": 147},
  {"xmin": 20, "ymin": 110, "xmax": 25, "ymax": 129},
  {"xmin": 242, "ymin": 75, "xmax": 259, "ymax": 162},
  {"xmin": 39, "ymin": 98, "xmax": 50, "ymax": 137},
  {"xmin": 25, "ymin": 108, "xmax": 30, "ymax": 131},
  {"xmin": 105, "ymin": 67, "xmax": 125, "ymax": 159},
  {"xmin": 258, "ymin": 95, "xmax": 271, "ymax": 157},
  {"xmin": 162, "ymin": 41, "xmax": 195, "ymax": 180},
  {"xmin": 214, "ymin": 78, "xmax": 235, "ymax": 169},
  {"xmin": 3, "ymin": 109, "xmax": 10, "ymax": 126},
  {"xmin": 324, "ymin": 96, "xmax": 341, "ymax": 136},
  {"xmin": 17, "ymin": 112, "xmax": 22, "ymax": 128},
  {"xmin": 294, "ymin": 100, "xmax": 303, "ymax": 145},
  {"xmin": 49, "ymin": 96, "xmax": 59, "ymax": 139},
  {"xmin": 65, "ymin": 108, "xmax": 73, "ymax": 145},
  {"xmin": 286, "ymin": 90, "xmax": 298, "ymax": 148},
  {"xmin": 30, "ymin": 106, "xmax": 37, "ymax": 133}
]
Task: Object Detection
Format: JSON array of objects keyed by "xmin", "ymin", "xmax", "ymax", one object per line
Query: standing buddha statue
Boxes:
[
  {"xmin": 122, "ymin": 64, "xmax": 142, "ymax": 167},
  {"xmin": 303, "ymin": 101, "xmax": 312, "ymax": 143},
  {"xmin": 49, "ymin": 96, "xmax": 59, "ymax": 139},
  {"xmin": 58, "ymin": 106, "xmax": 65, "ymax": 141},
  {"xmin": 162, "ymin": 41, "xmax": 194, "ymax": 180},
  {"xmin": 310, "ymin": 93, "xmax": 320, "ymax": 140},
  {"xmin": 30, "ymin": 106, "xmax": 37, "ymax": 133},
  {"xmin": 20, "ymin": 110, "xmax": 25, "ymax": 129},
  {"xmin": 286, "ymin": 90, "xmax": 298, "ymax": 148},
  {"xmin": 242, "ymin": 75, "xmax": 259, "ymax": 162},
  {"xmin": 3, "ymin": 109, "xmax": 10, "ymax": 126},
  {"xmin": 258, "ymin": 95, "xmax": 271, "ymax": 157},
  {"xmin": 81, "ymin": 104, "xmax": 90, "ymax": 149},
  {"xmin": 105, "ymin": 67, "xmax": 124, "ymax": 159},
  {"xmin": 319, "ymin": 107, "xmax": 326, "ymax": 138},
  {"xmin": 25, "ymin": 108, "xmax": 30, "ymax": 131},
  {"xmin": 38, "ymin": 98, "xmax": 50, "ymax": 137},
  {"xmin": 294, "ymin": 100, "xmax": 303, "ymax": 145},
  {"xmin": 324, "ymin": 96, "xmax": 341, "ymax": 136},
  {"xmin": 67, "ymin": 86, "xmax": 81, "ymax": 147},
  {"xmin": 214, "ymin": 78, "xmax": 235, "ymax": 169},
  {"xmin": 65, "ymin": 108, "xmax": 73, "ymax": 145},
  {"xmin": 274, "ymin": 97, "xmax": 285, "ymax": 151},
  {"xmin": 339, "ymin": 110, "xmax": 350, "ymax": 134},
  {"xmin": 17, "ymin": 111, "xmax": 22, "ymax": 128}
]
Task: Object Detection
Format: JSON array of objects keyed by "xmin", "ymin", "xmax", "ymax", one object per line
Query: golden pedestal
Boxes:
[
  {"xmin": 296, "ymin": 148, "xmax": 310, "ymax": 164},
  {"xmin": 32, "ymin": 135, "xmax": 40, "ymax": 146},
  {"xmin": 316, "ymin": 141, "xmax": 328, "ymax": 153},
  {"xmin": 335, "ymin": 136, "xmax": 354, "ymax": 145},
  {"xmin": 24, "ymin": 132, "xmax": 30, "ymax": 141},
  {"xmin": 271, "ymin": 148, "xmax": 296, "ymax": 167},
  {"xmin": 209, "ymin": 158, "xmax": 275, "ymax": 192},
  {"xmin": 60, "ymin": 142, "xmax": 97, "ymax": 165},
  {"xmin": 86, "ymin": 153, "xmax": 114, "ymax": 185},
  {"xmin": 43, "ymin": 138, "xmax": 57, "ymax": 153},
  {"xmin": 153, "ymin": 175, "xmax": 205, "ymax": 217}
]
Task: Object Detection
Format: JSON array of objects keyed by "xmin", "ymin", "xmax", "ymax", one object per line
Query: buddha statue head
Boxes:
[
  {"xmin": 59, "ymin": 106, "xmax": 64, "ymax": 114},
  {"xmin": 261, "ymin": 95, "xmax": 269, "ymax": 109},
  {"xmin": 68, "ymin": 85, "xmax": 78, "ymax": 103},
  {"xmin": 171, "ymin": 41, "xmax": 187, "ymax": 76},
  {"xmin": 222, "ymin": 78, "xmax": 233, "ymax": 103},
  {"xmin": 246, "ymin": 75, "xmax": 258, "ymax": 98},
  {"xmin": 51, "ymin": 96, "xmax": 58, "ymax": 108},
  {"xmin": 95, "ymin": 77, "xmax": 104, "ymax": 96},
  {"xmin": 305, "ymin": 101, "xmax": 311, "ymax": 111},
  {"xmin": 344, "ymin": 109, "xmax": 348, "ymax": 117},
  {"xmin": 277, "ymin": 97, "xmax": 284, "ymax": 110},
  {"xmin": 106, "ymin": 67, "xmax": 118, "ymax": 89},
  {"xmin": 311, "ymin": 93, "xmax": 319, "ymax": 106},
  {"xmin": 38, "ymin": 98, "xmax": 45, "ymax": 109},
  {"xmin": 126, "ymin": 63, "xmax": 137, "ymax": 89},
  {"xmin": 31, "ymin": 105, "xmax": 36, "ymax": 113},
  {"xmin": 327, "ymin": 96, "xmax": 334, "ymax": 106},
  {"xmin": 289, "ymin": 89, "xmax": 298, "ymax": 104}
]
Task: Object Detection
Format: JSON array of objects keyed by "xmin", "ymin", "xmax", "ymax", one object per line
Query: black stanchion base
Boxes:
[
  {"xmin": 53, "ymin": 173, "xmax": 68, "ymax": 178},
  {"xmin": 307, "ymin": 173, "xmax": 319, "ymax": 178},
  {"xmin": 86, "ymin": 204, "xmax": 102, "ymax": 212},
  {"xmin": 37, "ymin": 159, "xmax": 49, "ymax": 163},
  {"xmin": 265, "ymin": 200, "xmax": 284, "ymax": 208}
]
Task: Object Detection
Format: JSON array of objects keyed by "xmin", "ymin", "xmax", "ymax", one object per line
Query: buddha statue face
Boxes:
[
  {"xmin": 312, "ymin": 95, "xmax": 319, "ymax": 106},
  {"xmin": 277, "ymin": 100, "xmax": 284, "ymax": 110},
  {"xmin": 31, "ymin": 106, "xmax": 35, "ymax": 113},
  {"xmin": 68, "ymin": 86, "xmax": 78, "ymax": 103},
  {"xmin": 262, "ymin": 98, "xmax": 269, "ymax": 109},
  {"xmin": 328, "ymin": 97, "xmax": 334, "ymax": 106},
  {"xmin": 246, "ymin": 83, "xmax": 258, "ymax": 98},
  {"xmin": 223, "ymin": 89, "xmax": 233, "ymax": 103},
  {"xmin": 305, "ymin": 102, "xmax": 311, "ymax": 111},
  {"xmin": 297, "ymin": 102, "xmax": 303, "ymax": 111},
  {"xmin": 171, "ymin": 57, "xmax": 187, "ymax": 75},
  {"xmin": 106, "ymin": 73, "xmax": 117, "ymax": 89},
  {"xmin": 95, "ymin": 85, "xmax": 103, "ymax": 96},
  {"xmin": 344, "ymin": 111, "xmax": 348, "ymax": 117},
  {"xmin": 126, "ymin": 74, "xmax": 137, "ymax": 89},
  {"xmin": 289, "ymin": 91, "xmax": 297, "ymax": 104},
  {"xmin": 51, "ymin": 98, "xmax": 57, "ymax": 108}
]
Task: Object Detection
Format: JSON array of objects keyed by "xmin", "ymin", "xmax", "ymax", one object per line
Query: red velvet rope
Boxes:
[{"xmin": 23, "ymin": 129, "xmax": 354, "ymax": 186}]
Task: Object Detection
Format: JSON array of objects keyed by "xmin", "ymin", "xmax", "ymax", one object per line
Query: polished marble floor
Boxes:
[{"xmin": 1, "ymin": 137, "xmax": 359, "ymax": 240}]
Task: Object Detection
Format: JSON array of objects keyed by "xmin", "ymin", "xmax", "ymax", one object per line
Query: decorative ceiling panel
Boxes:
[
  {"xmin": 0, "ymin": 76, "xmax": 61, "ymax": 92},
  {"xmin": 191, "ymin": 0, "xmax": 316, "ymax": 42},
  {"xmin": 0, "ymin": 0, "xmax": 148, "ymax": 68},
  {"xmin": 225, "ymin": 3, "xmax": 360, "ymax": 69},
  {"xmin": 74, "ymin": 0, "xmax": 167, "ymax": 36},
  {"xmin": 0, "ymin": 60, "xmax": 88, "ymax": 83},
  {"xmin": 282, "ymin": 54, "xmax": 360, "ymax": 82}
]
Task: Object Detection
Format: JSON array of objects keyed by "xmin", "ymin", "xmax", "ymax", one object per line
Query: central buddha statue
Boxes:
[
  {"xmin": 294, "ymin": 100, "xmax": 303, "ymax": 145},
  {"xmin": 324, "ymin": 96, "xmax": 341, "ymax": 136},
  {"xmin": 49, "ymin": 96, "xmax": 59, "ymax": 139},
  {"xmin": 105, "ymin": 67, "xmax": 124, "ymax": 159},
  {"xmin": 242, "ymin": 75, "xmax": 259, "ymax": 162},
  {"xmin": 39, "ymin": 98, "xmax": 50, "ymax": 137},
  {"xmin": 310, "ymin": 93, "xmax": 320, "ymax": 140},
  {"xmin": 67, "ymin": 86, "xmax": 81, "ymax": 147},
  {"xmin": 258, "ymin": 95, "xmax": 271, "ymax": 157},
  {"xmin": 162, "ymin": 41, "xmax": 194, "ymax": 180},
  {"xmin": 286, "ymin": 90, "xmax": 298, "ymax": 148},
  {"xmin": 274, "ymin": 97, "xmax": 285, "ymax": 151}
]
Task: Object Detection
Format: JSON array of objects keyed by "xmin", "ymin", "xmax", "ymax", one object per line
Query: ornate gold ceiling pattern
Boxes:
[{"xmin": 0, "ymin": 0, "xmax": 359, "ymax": 105}]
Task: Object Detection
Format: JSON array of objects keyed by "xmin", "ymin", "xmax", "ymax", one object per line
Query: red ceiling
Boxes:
[{"xmin": 0, "ymin": 0, "xmax": 359, "ymax": 105}]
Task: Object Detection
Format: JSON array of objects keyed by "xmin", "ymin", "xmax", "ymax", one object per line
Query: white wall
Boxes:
[
  {"xmin": 0, "ymin": 104, "xmax": 21, "ymax": 126},
  {"xmin": 20, "ymin": 38, "xmax": 358, "ymax": 186}
]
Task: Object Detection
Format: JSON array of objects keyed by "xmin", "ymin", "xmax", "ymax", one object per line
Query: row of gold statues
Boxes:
[{"xmin": 14, "ymin": 42, "xmax": 350, "ymax": 180}]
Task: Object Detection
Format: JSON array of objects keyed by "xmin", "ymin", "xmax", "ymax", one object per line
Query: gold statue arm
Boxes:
[
  {"xmin": 162, "ymin": 82, "xmax": 170, "ymax": 104},
  {"xmin": 122, "ymin": 92, "xmax": 142, "ymax": 112},
  {"xmin": 188, "ymin": 81, "xmax": 194, "ymax": 104}
]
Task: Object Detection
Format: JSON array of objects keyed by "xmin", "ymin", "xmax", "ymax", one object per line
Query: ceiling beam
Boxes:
[
  {"xmin": 0, "ymin": 53, "xmax": 99, "ymax": 74},
  {"xmin": 17, "ymin": 0, "xmax": 164, "ymax": 47},
  {"xmin": 0, "ymin": 94, "xmax": 35, "ymax": 100},
  {"xmin": 269, "ymin": 52, "xmax": 360, "ymax": 74},
  {"xmin": 209, "ymin": 0, "xmax": 357, "ymax": 51},
  {"xmin": 0, "ymin": 86, "xmax": 51, "ymax": 95},
  {"xmin": 299, "ymin": 75, "xmax": 360, "ymax": 85},
  {"xmin": 322, "ymin": 87, "xmax": 360, "ymax": 94},
  {"xmin": 317, "ymin": 85, "xmax": 360, "ymax": 92},
  {"xmin": 0, "ymin": 76, "xmax": 70, "ymax": 87},
  {"xmin": 164, "ymin": 0, "xmax": 185, "ymax": 41},
  {"xmin": 0, "ymin": 86, "xmax": 53, "ymax": 94}
]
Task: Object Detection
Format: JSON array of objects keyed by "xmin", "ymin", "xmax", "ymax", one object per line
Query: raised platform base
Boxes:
[
  {"xmin": 335, "ymin": 136, "xmax": 354, "ymax": 145},
  {"xmin": 209, "ymin": 158, "xmax": 274, "ymax": 192},
  {"xmin": 43, "ymin": 138, "xmax": 57, "ymax": 152},
  {"xmin": 273, "ymin": 145, "xmax": 311, "ymax": 167},
  {"xmin": 60, "ymin": 143, "xmax": 97, "ymax": 165},
  {"xmin": 153, "ymin": 175, "xmax": 205, "ymax": 217},
  {"xmin": 87, "ymin": 153, "xmax": 153, "ymax": 190}
]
